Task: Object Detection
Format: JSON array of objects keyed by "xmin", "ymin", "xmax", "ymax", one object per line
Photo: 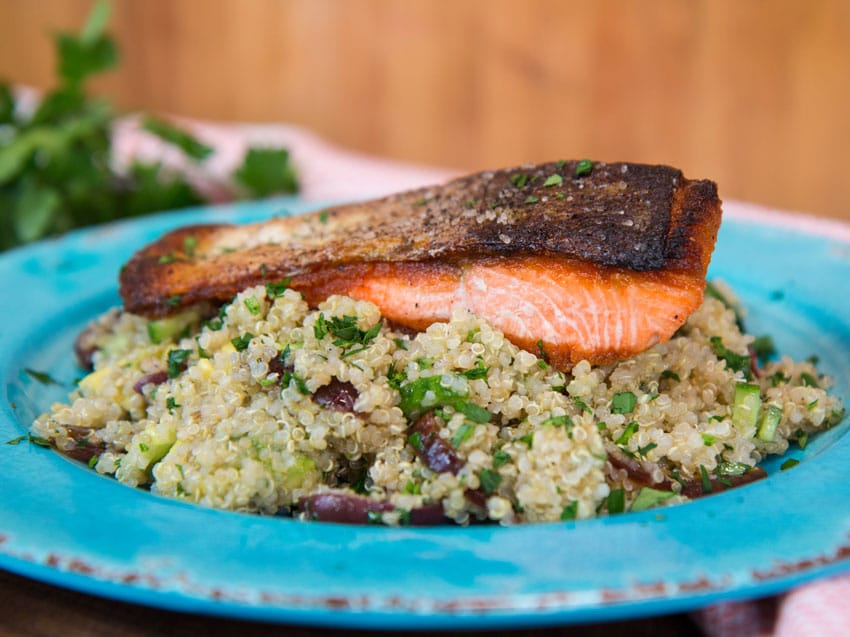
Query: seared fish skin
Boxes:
[{"xmin": 119, "ymin": 160, "xmax": 721, "ymax": 369}]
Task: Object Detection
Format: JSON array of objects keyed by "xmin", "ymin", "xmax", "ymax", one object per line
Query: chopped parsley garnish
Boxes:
[
  {"xmin": 509, "ymin": 173, "xmax": 529, "ymax": 188},
  {"xmin": 230, "ymin": 333, "xmax": 254, "ymax": 352},
  {"xmin": 393, "ymin": 337, "xmax": 409, "ymax": 350},
  {"xmin": 542, "ymin": 414, "xmax": 573, "ymax": 429},
  {"xmin": 560, "ymin": 501, "xmax": 578, "ymax": 520},
  {"xmin": 398, "ymin": 374, "xmax": 492, "ymax": 424},
  {"xmin": 536, "ymin": 339, "xmax": 549, "ymax": 363},
  {"xmin": 611, "ymin": 391, "xmax": 637, "ymax": 414},
  {"xmin": 461, "ymin": 361, "xmax": 489, "ymax": 380},
  {"xmin": 574, "ymin": 397, "xmax": 592, "ymax": 414},
  {"xmin": 575, "ymin": 159, "xmax": 593, "ymax": 176},
  {"xmin": 182, "ymin": 235, "xmax": 197, "ymax": 257},
  {"xmin": 386, "ymin": 363, "xmax": 407, "ymax": 390},
  {"xmin": 166, "ymin": 396, "xmax": 180, "ymax": 413},
  {"xmin": 281, "ymin": 369, "xmax": 309, "ymax": 395},
  {"xmin": 23, "ymin": 368, "xmax": 62, "ymax": 386},
  {"xmin": 478, "ymin": 469, "xmax": 502, "ymax": 495},
  {"xmin": 710, "ymin": 336, "xmax": 751, "ymax": 377},
  {"xmin": 313, "ymin": 313, "xmax": 382, "ymax": 355},
  {"xmin": 637, "ymin": 442, "xmax": 658, "ymax": 456},
  {"xmin": 450, "ymin": 423, "xmax": 475, "ymax": 448},
  {"xmin": 492, "ymin": 449, "xmax": 511, "ymax": 468},
  {"xmin": 614, "ymin": 421, "xmax": 639, "ymax": 445},
  {"xmin": 800, "ymin": 372, "xmax": 819, "ymax": 388},
  {"xmin": 243, "ymin": 296, "xmax": 261, "ymax": 315},
  {"xmin": 407, "ymin": 431, "xmax": 423, "ymax": 451},
  {"xmin": 543, "ymin": 174, "xmax": 563, "ymax": 187},
  {"xmin": 751, "ymin": 335, "xmax": 776, "ymax": 361},
  {"xmin": 265, "ymin": 278, "xmax": 291, "ymax": 298},
  {"xmin": 166, "ymin": 349, "xmax": 192, "ymax": 378}
]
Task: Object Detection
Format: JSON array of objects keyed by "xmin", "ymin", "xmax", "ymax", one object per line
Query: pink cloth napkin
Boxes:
[{"xmin": 113, "ymin": 116, "xmax": 850, "ymax": 637}]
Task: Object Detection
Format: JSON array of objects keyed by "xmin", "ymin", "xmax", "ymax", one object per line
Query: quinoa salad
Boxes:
[{"xmin": 31, "ymin": 281, "xmax": 845, "ymax": 525}]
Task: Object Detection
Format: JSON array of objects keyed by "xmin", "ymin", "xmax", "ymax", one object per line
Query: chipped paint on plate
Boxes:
[{"xmin": 1, "ymin": 198, "xmax": 849, "ymax": 630}]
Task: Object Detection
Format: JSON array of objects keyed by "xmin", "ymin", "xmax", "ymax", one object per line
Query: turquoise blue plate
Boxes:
[{"xmin": 2, "ymin": 198, "xmax": 849, "ymax": 630}]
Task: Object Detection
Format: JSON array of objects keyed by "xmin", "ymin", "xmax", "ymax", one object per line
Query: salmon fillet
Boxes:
[{"xmin": 119, "ymin": 160, "xmax": 721, "ymax": 369}]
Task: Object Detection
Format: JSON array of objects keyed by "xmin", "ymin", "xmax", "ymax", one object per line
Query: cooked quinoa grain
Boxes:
[{"xmin": 32, "ymin": 284, "xmax": 845, "ymax": 524}]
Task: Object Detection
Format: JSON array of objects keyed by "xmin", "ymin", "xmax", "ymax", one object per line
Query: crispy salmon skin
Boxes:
[{"xmin": 119, "ymin": 160, "xmax": 722, "ymax": 369}]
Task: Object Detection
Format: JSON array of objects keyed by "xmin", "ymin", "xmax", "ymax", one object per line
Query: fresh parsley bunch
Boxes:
[{"xmin": 0, "ymin": 0, "xmax": 298, "ymax": 251}]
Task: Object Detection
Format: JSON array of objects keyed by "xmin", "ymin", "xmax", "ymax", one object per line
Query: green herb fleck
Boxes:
[
  {"xmin": 560, "ymin": 501, "xmax": 578, "ymax": 520},
  {"xmin": 461, "ymin": 361, "xmax": 489, "ymax": 380},
  {"xmin": 614, "ymin": 421, "xmax": 639, "ymax": 445},
  {"xmin": 800, "ymin": 372, "xmax": 819, "ymax": 388},
  {"xmin": 523, "ymin": 196, "xmax": 539, "ymax": 204},
  {"xmin": 555, "ymin": 159, "xmax": 566, "ymax": 170},
  {"xmin": 781, "ymin": 458, "xmax": 800, "ymax": 471},
  {"xmin": 166, "ymin": 396, "xmax": 180, "ymax": 413},
  {"xmin": 166, "ymin": 349, "xmax": 191, "ymax": 378},
  {"xmin": 660, "ymin": 370, "xmax": 680, "ymax": 382},
  {"xmin": 611, "ymin": 391, "xmax": 637, "ymax": 414},
  {"xmin": 699, "ymin": 465, "xmax": 712, "ymax": 493},
  {"xmin": 492, "ymin": 449, "xmax": 511, "ymax": 468},
  {"xmin": 509, "ymin": 173, "xmax": 529, "ymax": 188},
  {"xmin": 710, "ymin": 336, "xmax": 751, "ymax": 377},
  {"xmin": 575, "ymin": 159, "xmax": 593, "ymax": 176},
  {"xmin": 318, "ymin": 211, "xmax": 329, "ymax": 224},
  {"xmin": 543, "ymin": 174, "xmax": 563, "ymax": 187},
  {"xmin": 230, "ymin": 333, "xmax": 254, "ymax": 352},
  {"xmin": 451, "ymin": 423, "xmax": 475, "ymax": 448},
  {"xmin": 24, "ymin": 368, "xmax": 62, "ymax": 386},
  {"xmin": 166, "ymin": 294, "xmax": 182, "ymax": 307},
  {"xmin": 542, "ymin": 414, "xmax": 573, "ymax": 429},
  {"xmin": 574, "ymin": 397, "xmax": 592, "ymax": 414},
  {"xmin": 265, "ymin": 278, "xmax": 291, "ymax": 298},
  {"xmin": 478, "ymin": 468, "xmax": 502, "ymax": 495},
  {"xmin": 607, "ymin": 488, "xmax": 625, "ymax": 514},
  {"xmin": 243, "ymin": 296, "xmax": 261, "ymax": 315},
  {"xmin": 407, "ymin": 431, "xmax": 423, "ymax": 451},
  {"xmin": 630, "ymin": 487, "xmax": 675, "ymax": 512},
  {"xmin": 701, "ymin": 433, "xmax": 716, "ymax": 446}
]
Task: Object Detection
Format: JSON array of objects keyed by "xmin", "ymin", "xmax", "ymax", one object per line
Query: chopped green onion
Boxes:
[
  {"xmin": 265, "ymin": 278, "xmax": 291, "ymax": 298},
  {"xmin": 699, "ymin": 465, "xmax": 712, "ymax": 493},
  {"xmin": 716, "ymin": 461, "xmax": 751, "ymax": 476},
  {"xmin": 407, "ymin": 431, "xmax": 423, "ymax": 451},
  {"xmin": 243, "ymin": 296, "xmax": 261, "ymax": 315},
  {"xmin": 781, "ymin": 458, "xmax": 800, "ymax": 471},
  {"xmin": 800, "ymin": 372, "xmax": 819, "ymax": 388},
  {"xmin": 541, "ymin": 414, "xmax": 573, "ymax": 429},
  {"xmin": 509, "ymin": 173, "xmax": 529, "ymax": 188},
  {"xmin": 24, "ymin": 368, "xmax": 61, "ymax": 386},
  {"xmin": 710, "ymin": 336, "xmax": 751, "ymax": 377},
  {"xmin": 543, "ymin": 174, "xmax": 563, "ymax": 187}
]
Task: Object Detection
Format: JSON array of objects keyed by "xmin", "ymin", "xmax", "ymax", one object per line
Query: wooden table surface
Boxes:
[{"xmin": 0, "ymin": 569, "xmax": 703, "ymax": 637}]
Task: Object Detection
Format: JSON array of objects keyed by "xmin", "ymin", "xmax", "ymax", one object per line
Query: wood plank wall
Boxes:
[{"xmin": 1, "ymin": 0, "xmax": 849, "ymax": 220}]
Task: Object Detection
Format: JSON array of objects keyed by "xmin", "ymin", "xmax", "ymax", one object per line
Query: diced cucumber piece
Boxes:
[
  {"xmin": 630, "ymin": 487, "xmax": 676, "ymax": 512},
  {"xmin": 757, "ymin": 404, "xmax": 783, "ymax": 442},
  {"xmin": 732, "ymin": 382, "xmax": 761, "ymax": 437},
  {"xmin": 147, "ymin": 310, "xmax": 199, "ymax": 345}
]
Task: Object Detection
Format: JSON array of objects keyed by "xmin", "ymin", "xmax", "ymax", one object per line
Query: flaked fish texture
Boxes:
[{"xmin": 119, "ymin": 160, "xmax": 722, "ymax": 369}]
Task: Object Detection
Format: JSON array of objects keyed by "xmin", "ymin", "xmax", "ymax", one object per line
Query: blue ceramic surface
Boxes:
[{"xmin": 2, "ymin": 198, "xmax": 849, "ymax": 630}]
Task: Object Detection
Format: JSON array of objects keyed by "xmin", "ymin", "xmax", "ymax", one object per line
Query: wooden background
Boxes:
[{"xmin": 1, "ymin": 0, "xmax": 849, "ymax": 220}]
